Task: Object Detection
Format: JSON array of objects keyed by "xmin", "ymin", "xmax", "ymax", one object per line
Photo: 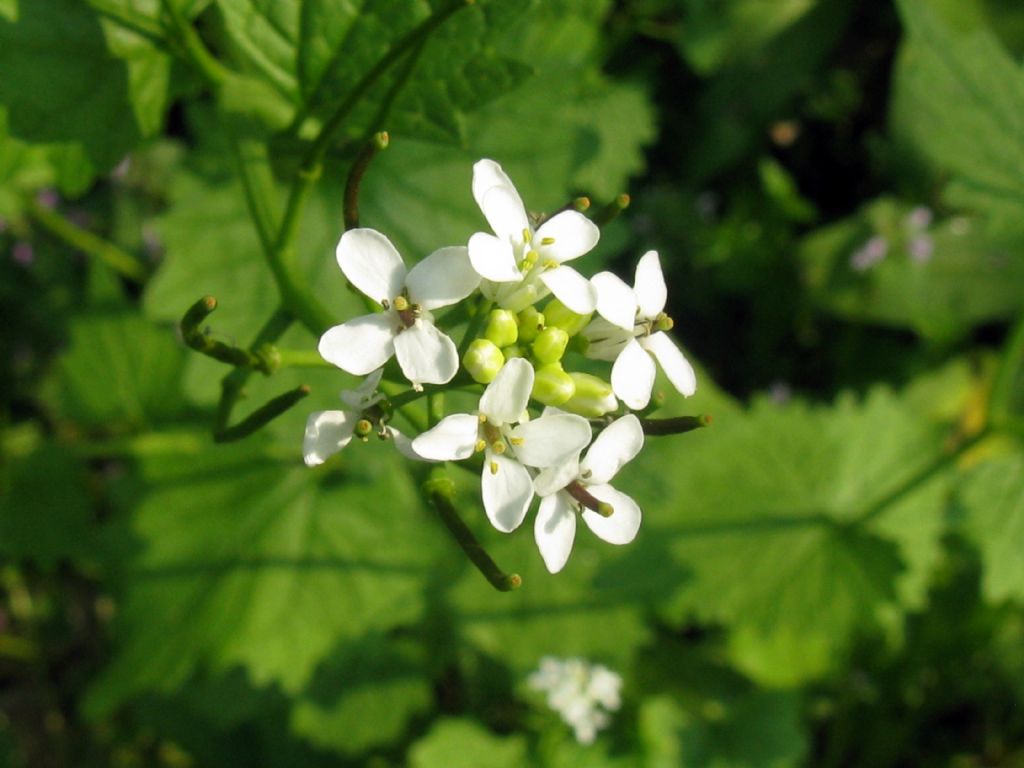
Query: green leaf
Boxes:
[
  {"xmin": 289, "ymin": 634, "xmax": 433, "ymax": 755},
  {"xmin": 0, "ymin": 0, "xmax": 142, "ymax": 175},
  {"xmin": 631, "ymin": 390, "xmax": 954, "ymax": 685},
  {"xmin": 799, "ymin": 198, "xmax": 1024, "ymax": 341},
  {"xmin": 891, "ymin": 0, "xmax": 1024, "ymax": 231},
  {"xmin": 214, "ymin": 0, "xmax": 532, "ymax": 141},
  {"xmin": 85, "ymin": 436, "xmax": 444, "ymax": 716},
  {"xmin": 0, "ymin": 442, "xmax": 93, "ymax": 567},
  {"xmin": 40, "ymin": 312, "xmax": 188, "ymax": 431},
  {"xmin": 408, "ymin": 718, "xmax": 529, "ymax": 768},
  {"xmin": 957, "ymin": 453, "xmax": 1024, "ymax": 603}
]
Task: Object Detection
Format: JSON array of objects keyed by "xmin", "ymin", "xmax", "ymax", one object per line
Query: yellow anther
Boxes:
[
  {"xmin": 654, "ymin": 312, "xmax": 675, "ymax": 332},
  {"xmin": 540, "ymin": 236, "xmax": 555, "ymax": 245},
  {"xmin": 490, "ymin": 461, "xmax": 499, "ymax": 475},
  {"xmin": 393, "ymin": 295, "xmax": 409, "ymax": 311},
  {"xmin": 543, "ymin": 259, "xmax": 559, "ymax": 269},
  {"xmin": 474, "ymin": 439, "xmax": 487, "ymax": 453},
  {"xmin": 492, "ymin": 441, "xmax": 506, "ymax": 455},
  {"xmin": 522, "ymin": 228, "xmax": 532, "ymax": 243},
  {"xmin": 478, "ymin": 413, "xmax": 488, "ymax": 423},
  {"xmin": 510, "ymin": 437, "xmax": 525, "ymax": 446}
]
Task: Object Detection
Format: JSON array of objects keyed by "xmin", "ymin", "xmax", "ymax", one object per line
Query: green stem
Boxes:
[
  {"xmin": 159, "ymin": 0, "xmax": 229, "ymax": 86},
  {"xmin": 638, "ymin": 414, "xmax": 712, "ymax": 436},
  {"xmin": 458, "ymin": 298, "xmax": 494, "ymax": 359},
  {"xmin": 214, "ymin": 385, "xmax": 311, "ymax": 443},
  {"xmin": 592, "ymin": 193, "xmax": 631, "ymax": 227},
  {"xmin": 180, "ymin": 296, "xmax": 277, "ymax": 373},
  {"xmin": 853, "ymin": 427, "xmax": 991, "ymax": 527},
  {"xmin": 423, "ymin": 469, "xmax": 522, "ymax": 592},
  {"xmin": 276, "ymin": 348, "xmax": 333, "ymax": 368},
  {"xmin": 990, "ymin": 313, "xmax": 1024, "ymax": 428},
  {"xmin": 25, "ymin": 197, "xmax": 149, "ymax": 282},
  {"xmin": 229, "ymin": 132, "xmax": 279, "ymax": 255}
]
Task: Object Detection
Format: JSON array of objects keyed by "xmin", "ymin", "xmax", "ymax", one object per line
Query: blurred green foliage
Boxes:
[{"xmin": 2, "ymin": 0, "xmax": 1024, "ymax": 766}]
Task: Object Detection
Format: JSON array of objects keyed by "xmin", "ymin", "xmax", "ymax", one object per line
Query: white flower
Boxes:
[
  {"xmin": 318, "ymin": 228, "xmax": 480, "ymax": 389},
  {"xmin": 411, "ymin": 358, "xmax": 591, "ymax": 533},
  {"xmin": 585, "ymin": 251, "xmax": 697, "ymax": 410},
  {"xmin": 528, "ymin": 656, "xmax": 623, "ymax": 745},
  {"xmin": 469, "ymin": 159, "xmax": 599, "ymax": 314},
  {"xmin": 532, "ymin": 414, "xmax": 644, "ymax": 574},
  {"xmin": 303, "ymin": 369, "xmax": 417, "ymax": 465}
]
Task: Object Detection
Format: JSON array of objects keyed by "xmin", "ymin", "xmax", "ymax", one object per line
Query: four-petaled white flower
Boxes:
[
  {"xmin": 469, "ymin": 159, "xmax": 599, "ymax": 314},
  {"xmin": 528, "ymin": 656, "xmax": 622, "ymax": 745},
  {"xmin": 319, "ymin": 228, "xmax": 480, "ymax": 389},
  {"xmin": 303, "ymin": 369, "xmax": 417, "ymax": 465},
  {"xmin": 412, "ymin": 358, "xmax": 591, "ymax": 533},
  {"xmin": 585, "ymin": 250, "xmax": 697, "ymax": 410},
  {"xmin": 532, "ymin": 414, "xmax": 644, "ymax": 574}
]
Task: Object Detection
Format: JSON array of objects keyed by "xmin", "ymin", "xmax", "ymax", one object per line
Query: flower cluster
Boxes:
[
  {"xmin": 527, "ymin": 656, "xmax": 622, "ymax": 744},
  {"xmin": 306, "ymin": 159, "xmax": 697, "ymax": 573}
]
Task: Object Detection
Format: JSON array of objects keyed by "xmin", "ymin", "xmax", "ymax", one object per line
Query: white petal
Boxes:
[
  {"xmin": 386, "ymin": 425, "xmax": 437, "ymax": 462},
  {"xmin": 410, "ymin": 413, "xmax": 479, "ymax": 460},
  {"xmin": 539, "ymin": 265, "xmax": 597, "ymax": 314},
  {"xmin": 510, "ymin": 413, "xmax": 592, "ymax": 468},
  {"xmin": 641, "ymin": 332, "xmax": 697, "ymax": 397},
  {"xmin": 585, "ymin": 487, "xmax": 638, "ymax": 548},
  {"xmin": 582, "ymin": 484, "xmax": 641, "ymax": 544},
  {"xmin": 534, "ymin": 210, "xmax": 599, "ymax": 263},
  {"xmin": 579, "ymin": 414, "xmax": 644, "ymax": 485},
  {"xmin": 407, "ymin": 246, "xmax": 480, "ymax": 310},
  {"xmin": 592, "ymin": 271, "xmax": 637, "ymax": 331},
  {"xmin": 468, "ymin": 232, "xmax": 522, "ymax": 282},
  {"xmin": 479, "ymin": 357, "xmax": 533, "ymax": 425},
  {"xmin": 634, "ymin": 250, "xmax": 667, "ymax": 320},
  {"xmin": 610, "ymin": 338, "xmax": 656, "ymax": 410},
  {"xmin": 533, "ymin": 453, "xmax": 580, "ymax": 497},
  {"xmin": 394, "ymin": 322, "xmax": 459, "ymax": 386},
  {"xmin": 472, "ymin": 160, "xmax": 525, "ymax": 223},
  {"xmin": 336, "ymin": 228, "xmax": 406, "ymax": 303},
  {"xmin": 481, "ymin": 452, "xmax": 534, "ymax": 533},
  {"xmin": 481, "ymin": 186, "xmax": 530, "ymax": 246},
  {"xmin": 303, "ymin": 410, "xmax": 356, "ymax": 466},
  {"xmin": 534, "ymin": 493, "xmax": 577, "ymax": 574},
  {"xmin": 581, "ymin": 317, "xmax": 632, "ymax": 361},
  {"xmin": 340, "ymin": 368, "xmax": 385, "ymax": 409},
  {"xmin": 318, "ymin": 314, "xmax": 396, "ymax": 375}
]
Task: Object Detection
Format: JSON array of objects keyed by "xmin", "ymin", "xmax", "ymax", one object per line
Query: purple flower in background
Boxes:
[
  {"xmin": 35, "ymin": 188, "xmax": 59, "ymax": 210},
  {"xmin": 12, "ymin": 241, "xmax": 34, "ymax": 266},
  {"xmin": 850, "ymin": 235, "xmax": 888, "ymax": 272}
]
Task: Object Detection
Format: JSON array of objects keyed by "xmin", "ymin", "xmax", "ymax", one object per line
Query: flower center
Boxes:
[
  {"xmin": 391, "ymin": 295, "xmax": 421, "ymax": 329},
  {"xmin": 635, "ymin": 311, "xmax": 674, "ymax": 338},
  {"xmin": 475, "ymin": 416, "xmax": 526, "ymax": 473}
]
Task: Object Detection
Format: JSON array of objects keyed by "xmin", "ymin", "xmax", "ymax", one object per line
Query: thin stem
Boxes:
[
  {"xmin": 180, "ymin": 296, "xmax": 278, "ymax": 373},
  {"xmin": 214, "ymin": 385, "xmax": 311, "ymax": 443},
  {"xmin": 25, "ymin": 197, "xmax": 149, "ymax": 282},
  {"xmin": 637, "ymin": 414, "xmax": 712, "ymax": 436},
  {"xmin": 990, "ymin": 313, "xmax": 1024, "ymax": 428},
  {"xmin": 344, "ymin": 132, "xmax": 390, "ymax": 230},
  {"xmin": 592, "ymin": 193, "xmax": 631, "ymax": 227},
  {"xmin": 229, "ymin": 132, "xmax": 279, "ymax": 255},
  {"xmin": 275, "ymin": 348, "xmax": 333, "ymax": 368},
  {"xmin": 853, "ymin": 427, "xmax": 991, "ymax": 527},
  {"xmin": 423, "ymin": 470, "xmax": 522, "ymax": 592},
  {"xmin": 158, "ymin": 0, "xmax": 229, "ymax": 86}
]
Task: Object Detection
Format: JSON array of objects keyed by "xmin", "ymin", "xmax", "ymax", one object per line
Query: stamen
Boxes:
[
  {"xmin": 565, "ymin": 481, "xmax": 614, "ymax": 517},
  {"xmin": 540, "ymin": 236, "xmax": 555, "ymax": 245},
  {"xmin": 393, "ymin": 296, "xmax": 409, "ymax": 311},
  {"xmin": 492, "ymin": 441, "xmax": 506, "ymax": 455},
  {"xmin": 543, "ymin": 259, "xmax": 558, "ymax": 269},
  {"xmin": 490, "ymin": 461, "xmax": 499, "ymax": 475},
  {"xmin": 522, "ymin": 228, "xmax": 533, "ymax": 244},
  {"xmin": 510, "ymin": 437, "xmax": 525, "ymax": 446},
  {"xmin": 474, "ymin": 439, "xmax": 487, "ymax": 453},
  {"xmin": 654, "ymin": 312, "xmax": 674, "ymax": 332}
]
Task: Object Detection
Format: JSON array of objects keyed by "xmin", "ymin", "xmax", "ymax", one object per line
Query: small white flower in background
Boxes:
[
  {"xmin": 905, "ymin": 205, "xmax": 933, "ymax": 232},
  {"xmin": 585, "ymin": 251, "xmax": 697, "ymax": 410},
  {"xmin": 412, "ymin": 358, "xmax": 591, "ymax": 533},
  {"xmin": 318, "ymin": 228, "xmax": 480, "ymax": 389},
  {"xmin": 908, "ymin": 234, "xmax": 934, "ymax": 264},
  {"xmin": 469, "ymin": 159, "xmax": 599, "ymax": 314},
  {"xmin": 528, "ymin": 656, "xmax": 622, "ymax": 745},
  {"xmin": 849, "ymin": 234, "xmax": 888, "ymax": 272},
  {"xmin": 532, "ymin": 413, "xmax": 644, "ymax": 573}
]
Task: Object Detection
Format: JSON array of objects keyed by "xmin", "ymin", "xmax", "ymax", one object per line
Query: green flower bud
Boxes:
[
  {"xmin": 502, "ymin": 344, "xmax": 525, "ymax": 359},
  {"xmin": 543, "ymin": 298, "xmax": 592, "ymax": 337},
  {"xmin": 562, "ymin": 373, "xmax": 618, "ymax": 417},
  {"xmin": 484, "ymin": 308, "xmax": 518, "ymax": 348},
  {"xmin": 463, "ymin": 339, "xmax": 504, "ymax": 384},
  {"xmin": 531, "ymin": 362, "xmax": 576, "ymax": 406},
  {"xmin": 517, "ymin": 306, "xmax": 545, "ymax": 343},
  {"xmin": 532, "ymin": 326, "xmax": 569, "ymax": 364}
]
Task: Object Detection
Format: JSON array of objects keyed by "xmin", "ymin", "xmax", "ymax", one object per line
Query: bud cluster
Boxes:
[{"xmin": 305, "ymin": 159, "xmax": 698, "ymax": 574}]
